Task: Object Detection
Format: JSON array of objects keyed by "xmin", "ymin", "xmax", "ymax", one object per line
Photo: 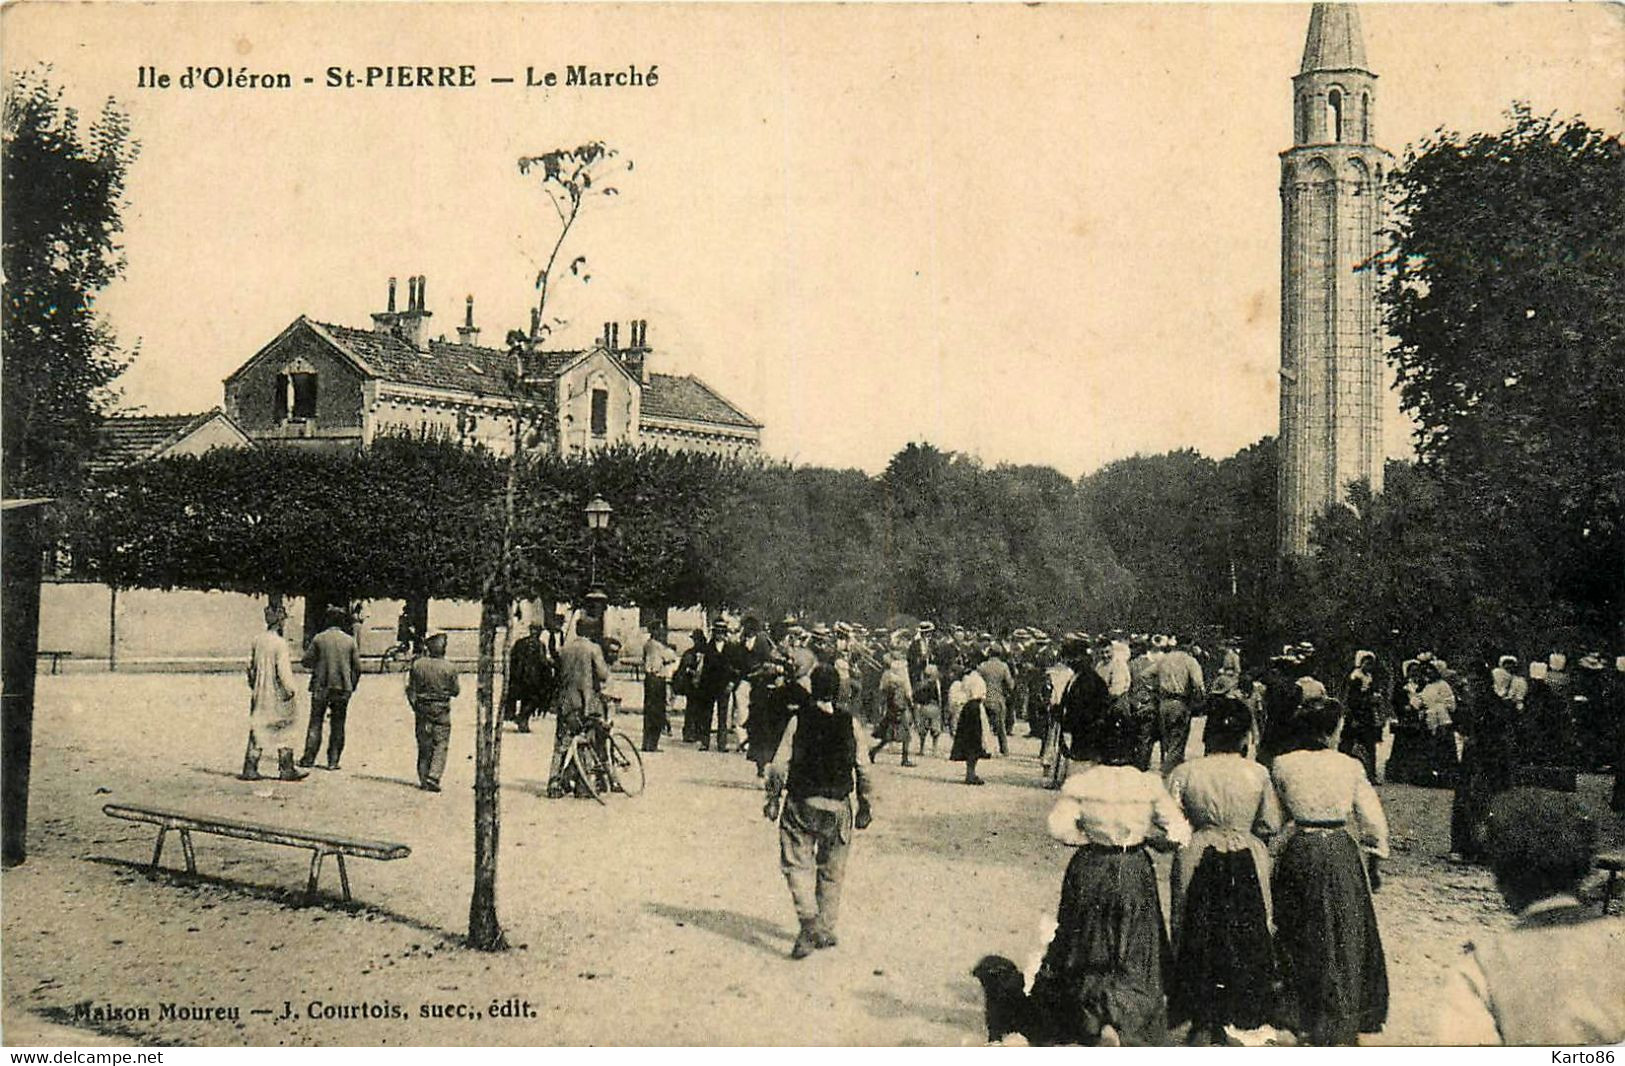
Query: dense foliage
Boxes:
[
  {"xmin": 1379, "ymin": 107, "xmax": 1624, "ymax": 641},
  {"xmin": 2, "ymin": 69, "xmax": 138, "ymax": 499},
  {"xmin": 78, "ymin": 434, "xmax": 1274, "ymax": 636}
]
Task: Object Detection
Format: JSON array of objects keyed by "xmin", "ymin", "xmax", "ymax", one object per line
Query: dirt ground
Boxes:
[{"xmin": 3, "ymin": 672, "xmax": 1621, "ymax": 1047}]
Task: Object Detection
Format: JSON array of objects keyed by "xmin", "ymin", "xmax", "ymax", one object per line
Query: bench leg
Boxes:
[
  {"xmin": 179, "ymin": 829, "xmax": 197, "ymax": 875},
  {"xmin": 151, "ymin": 828, "xmax": 167, "ymax": 869},
  {"xmin": 1606, "ymin": 870, "xmax": 1619, "ymax": 916},
  {"xmin": 336, "ymin": 853, "xmax": 352, "ymax": 902},
  {"xmin": 306, "ymin": 849, "xmax": 324, "ymax": 900}
]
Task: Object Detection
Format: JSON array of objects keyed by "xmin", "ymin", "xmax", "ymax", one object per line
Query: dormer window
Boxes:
[{"xmin": 274, "ymin": 370, "xmax": 318, "ymax": 421}]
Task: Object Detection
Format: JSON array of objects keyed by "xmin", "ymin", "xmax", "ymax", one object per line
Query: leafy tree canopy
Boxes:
[
  {"xmin": 1382, "ymin": 105, "xmax": 1623, "ymax": 629},
  {"xmin": 2, "ymin": 68, "xmax": 139, "ymax": 499}
]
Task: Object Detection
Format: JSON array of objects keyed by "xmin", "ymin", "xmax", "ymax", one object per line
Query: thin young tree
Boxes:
[{"xmin": 468, "ymin": 142, "xmax": 629, "ymax": 951}]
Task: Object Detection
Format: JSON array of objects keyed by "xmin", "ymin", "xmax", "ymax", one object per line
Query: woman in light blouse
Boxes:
[
  {"xmin": 1270, "ymin": 697, "xmax": 1391, "ymax": 1046},
  {"xmin": 1165, "ymin": 697, "xmax": 1282, "ymax": 1043},
  {"xmin": 1030, "ymin": 707, "xmax": 1191, "ymax": 1046}
]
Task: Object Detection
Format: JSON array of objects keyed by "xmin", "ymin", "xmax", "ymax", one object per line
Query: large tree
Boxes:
[
  {"xmin": 2, "ymin": 69, "xmax": 139, "ymax": 499},
  {"xmin": 1381, "ymin": 106, "xmax": 1624, "ymax": 638}
]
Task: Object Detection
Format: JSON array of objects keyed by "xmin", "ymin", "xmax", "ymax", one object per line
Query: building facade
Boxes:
[
  {"xmin": 223, "ymin": 275, "xmax": 762, "ymax": 459},
  {"xmin": 1277, "ymin": 3, "xmax": 1391, "ymax": 556}
]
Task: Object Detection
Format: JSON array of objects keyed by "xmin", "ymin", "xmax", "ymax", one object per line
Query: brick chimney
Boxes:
[
  {"xmin": 457, "ymin": 295, "xmax": 481, "ymax": 346},
  {"xmin": 622, "ymin": 318, "xmax": 650, "ymax": 383},
  {"xmin": 371, "ymin": 274, "xmax": 432, "ymax": 349}
]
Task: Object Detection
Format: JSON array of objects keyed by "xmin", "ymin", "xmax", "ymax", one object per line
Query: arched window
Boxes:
[
  {"xmin": 1298, "ymin": 94, "xmax": 1312, "ymax": 142},
  {"xmin": 1361, "ymin": 92, "xmax": 1371, "ymax": 142},
  {"xmin": 1327, "ymin": 88, "xmax": 1344, "ymax": 143}
]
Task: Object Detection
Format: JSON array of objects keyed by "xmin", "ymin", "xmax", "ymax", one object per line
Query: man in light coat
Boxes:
[
  {"xmin": 546, "ymin": 616, "xmax": 612, "ymax": 797},
  {"xmin": 1153, "ymin": 636, "xmax": 1206, "ymax": 773},
  {"xmin": 244, "ymin": 604, "xmax": 307, "ymax": 782}
]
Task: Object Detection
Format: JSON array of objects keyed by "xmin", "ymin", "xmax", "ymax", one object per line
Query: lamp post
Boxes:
[{"xmin": 584, "ymin": 495, "xmax": 613, "ymax": 621}]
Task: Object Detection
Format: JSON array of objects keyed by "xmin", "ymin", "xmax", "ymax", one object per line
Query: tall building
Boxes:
[{"xmin": 1277, "ymin": 3, "xmax": 1391, "ymax": 555}]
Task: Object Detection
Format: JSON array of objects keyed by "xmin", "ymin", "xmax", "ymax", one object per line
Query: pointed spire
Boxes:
[{"xmin": 1300, "ymin": 3, "xmax": 1368, "ymax": 73}]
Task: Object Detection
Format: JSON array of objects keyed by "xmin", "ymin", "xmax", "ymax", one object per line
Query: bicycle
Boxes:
[{"xmin": 561, "ymin": 695, "xmax": 645, "ymax": 804}]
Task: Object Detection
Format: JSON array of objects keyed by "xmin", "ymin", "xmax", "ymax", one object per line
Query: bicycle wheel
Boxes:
[
  {"xmin": 566, "ymin": 736, "xmax": 606, "ymax": 805},
  {"xmin": 606, "ymin": 732, "xmax": 646, "ymax": 797}
]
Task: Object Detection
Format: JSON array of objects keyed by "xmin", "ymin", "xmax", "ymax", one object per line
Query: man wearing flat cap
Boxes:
[
  {"xmin": 406, "ymin": 632, "xmax": 459, "ymax": 792},
  {"xmin": 1434, "ymin": 788, "xmax": 1624, "ymax": 1044},
  {"xmin": 764, "ymin": 652, "xmax": 875, "ymax": 959},
  {"xmin": 546, "ymin": 616, "xmax": 611, "ymax": 796},
  {"xmin": 299, "ymin": 605, "xmax": 363, "ymax": 771}
]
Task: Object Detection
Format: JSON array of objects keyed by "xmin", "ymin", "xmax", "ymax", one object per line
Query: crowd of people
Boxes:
[
  {"xmin": 241, "ymin": 603, "xmax": 1624, "ymax": 1046},
  {"xmin": 659, "ymin": 616, "xmax": 1622, "ymax": 1046}
]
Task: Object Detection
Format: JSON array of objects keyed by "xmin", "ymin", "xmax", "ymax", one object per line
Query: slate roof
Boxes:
[
  {"xmin": 91, "ymin": 409, "xmax": 240, "ymax": 473},
  {"xmin": 642, "ymin": 373, "xmax": 761, "ymax": 430},
  {"xmin": 303, "ymin": 317, "xmax": 759, "ymax": 430},
  {"xmin": 1300, "ymin": 3, "xmax": 1368, "ymax": 73},
  {"xmin": 307, "ymin": 320, "xmax": 519, "ymax": 398}
]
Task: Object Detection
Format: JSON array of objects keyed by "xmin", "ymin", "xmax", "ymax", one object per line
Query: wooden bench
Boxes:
[
  {"xmin": 103, "ymin": 803, "xmax": 409, "ymax": 903},
  {"xmin": 36, "ymin": 649, "xmax": 73, "ymax": 674},
  {"xmin": 1600, "ymin": 851, "xmax": 1624, "ymax": 916}
]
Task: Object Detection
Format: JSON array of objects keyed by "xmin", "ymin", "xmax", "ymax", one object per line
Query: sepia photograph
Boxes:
[{"xmin": 1, "ymin": 0, "xmax": 1622, "ymax": 1051}]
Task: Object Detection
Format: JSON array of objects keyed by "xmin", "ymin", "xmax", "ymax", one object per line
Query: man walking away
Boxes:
[
  {"xmin": 764, "ymin": 659, "xmax": 874, "ymax": 959},
  {"xmin": 978, "ymin": 644, "xmax": 1015, "ymax": 756},
  {"xmin": 641, "ymin": 622, "xmax": 677, "ymax": 752},
  {"xmin": 300, "ymin": 606, "xmax": 362, "ymax": 770},
  {"xmin": 406, "ymin": 632, "xmax": 459, "ymax": 792},
  {"xmin": 1154, "ymin": 636, "xmax": 1205, "ymax": 773},
  {"xmin": 547, "ymin": 616, "xmax": 611, "ymax": 797},
  {"xmin": 244, "ymin": 604, "xmax": 307, "ymax": 782}
]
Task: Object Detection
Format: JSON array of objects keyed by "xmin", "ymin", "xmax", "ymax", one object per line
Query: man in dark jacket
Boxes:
[
  {"xmin": 300, "ymin": 606, "xmax": 362, "ymax": 771},
  {"xmin": 1057, "ymin": 639, "xmax": 1113, "ymax": 765},
  {"xmin": 739, "ymin": 616, "xmax": 782, "ymax": 771},
  {"xmin": 764, "ymin": 653, "xmax": 874, "ymax": 959},
  {"xmin": 504, "ymin": 621, "xmax": 553, "ymax": 734},
  {"xmin": 692, "ymin": 619, "xmax": 739, "ymax": 752},
  {"xmin": 1258, "ymin": 649, "xmax": 1305, "ymax": 767}
]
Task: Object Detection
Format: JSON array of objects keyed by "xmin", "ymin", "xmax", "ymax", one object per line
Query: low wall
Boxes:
[{"xmin": 37, "ymin": 583, "xmax": 709, "ymax": 673}]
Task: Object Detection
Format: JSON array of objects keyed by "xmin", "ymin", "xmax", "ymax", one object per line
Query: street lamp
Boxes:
[{"xmin": 584, "ymin": 495, "xmax": 613, "ymax": 612}]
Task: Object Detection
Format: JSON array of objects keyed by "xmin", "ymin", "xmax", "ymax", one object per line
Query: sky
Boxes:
[{"xmin": 6, "ymin": 2, "xmax": 1621, "ymax": 477}]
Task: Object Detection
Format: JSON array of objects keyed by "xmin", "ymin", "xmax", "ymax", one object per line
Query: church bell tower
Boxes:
[{"xmin": 1278, "ymin": 3, "xmax": 1390, "ymax": 556}]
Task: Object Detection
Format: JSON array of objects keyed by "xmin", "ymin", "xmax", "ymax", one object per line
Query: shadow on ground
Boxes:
[
  {"xmin": 645, "ymin": 902, "xmax": 789, "ymax": 959},
  {"xmin": 85, "ymin": 856, "xmax": 461, "ymax": 941}
]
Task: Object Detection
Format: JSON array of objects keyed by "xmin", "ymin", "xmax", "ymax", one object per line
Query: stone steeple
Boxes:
[
  {"xmin": 1300, "ymin": 2, "xmax": 1368, "ymax": 73},
  {"xmin": 1277, "ymin": 3, "xmax": 1391, "ymax": 556}
]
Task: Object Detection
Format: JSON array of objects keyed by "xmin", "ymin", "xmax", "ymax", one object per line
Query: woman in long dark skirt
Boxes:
[
  {"xmin": 1384, "ymin": 659, "xmax": 1432, "ymax": 785},
  {"xmin": 1165, "ymin": 697, "xmax": 1282, "ymax": 1043},
  {"xmin": 1449, "ymin": 654, "xmax": 1519, "ymax": 862},
  {"xmin": 948, "ymin": 662, "xmax": 992, "ymax": 785},
  {"xmin": 1270, "ymin": 697, "xmax": 1390, "ymax": 1046},
  {"xmin": 1340, "ymin": 652, "xmax": 1384, "ymax": 783},
  {"xmin": 1029, "ymin": 707, "xmax": 1191, "ymax": 1045}
]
